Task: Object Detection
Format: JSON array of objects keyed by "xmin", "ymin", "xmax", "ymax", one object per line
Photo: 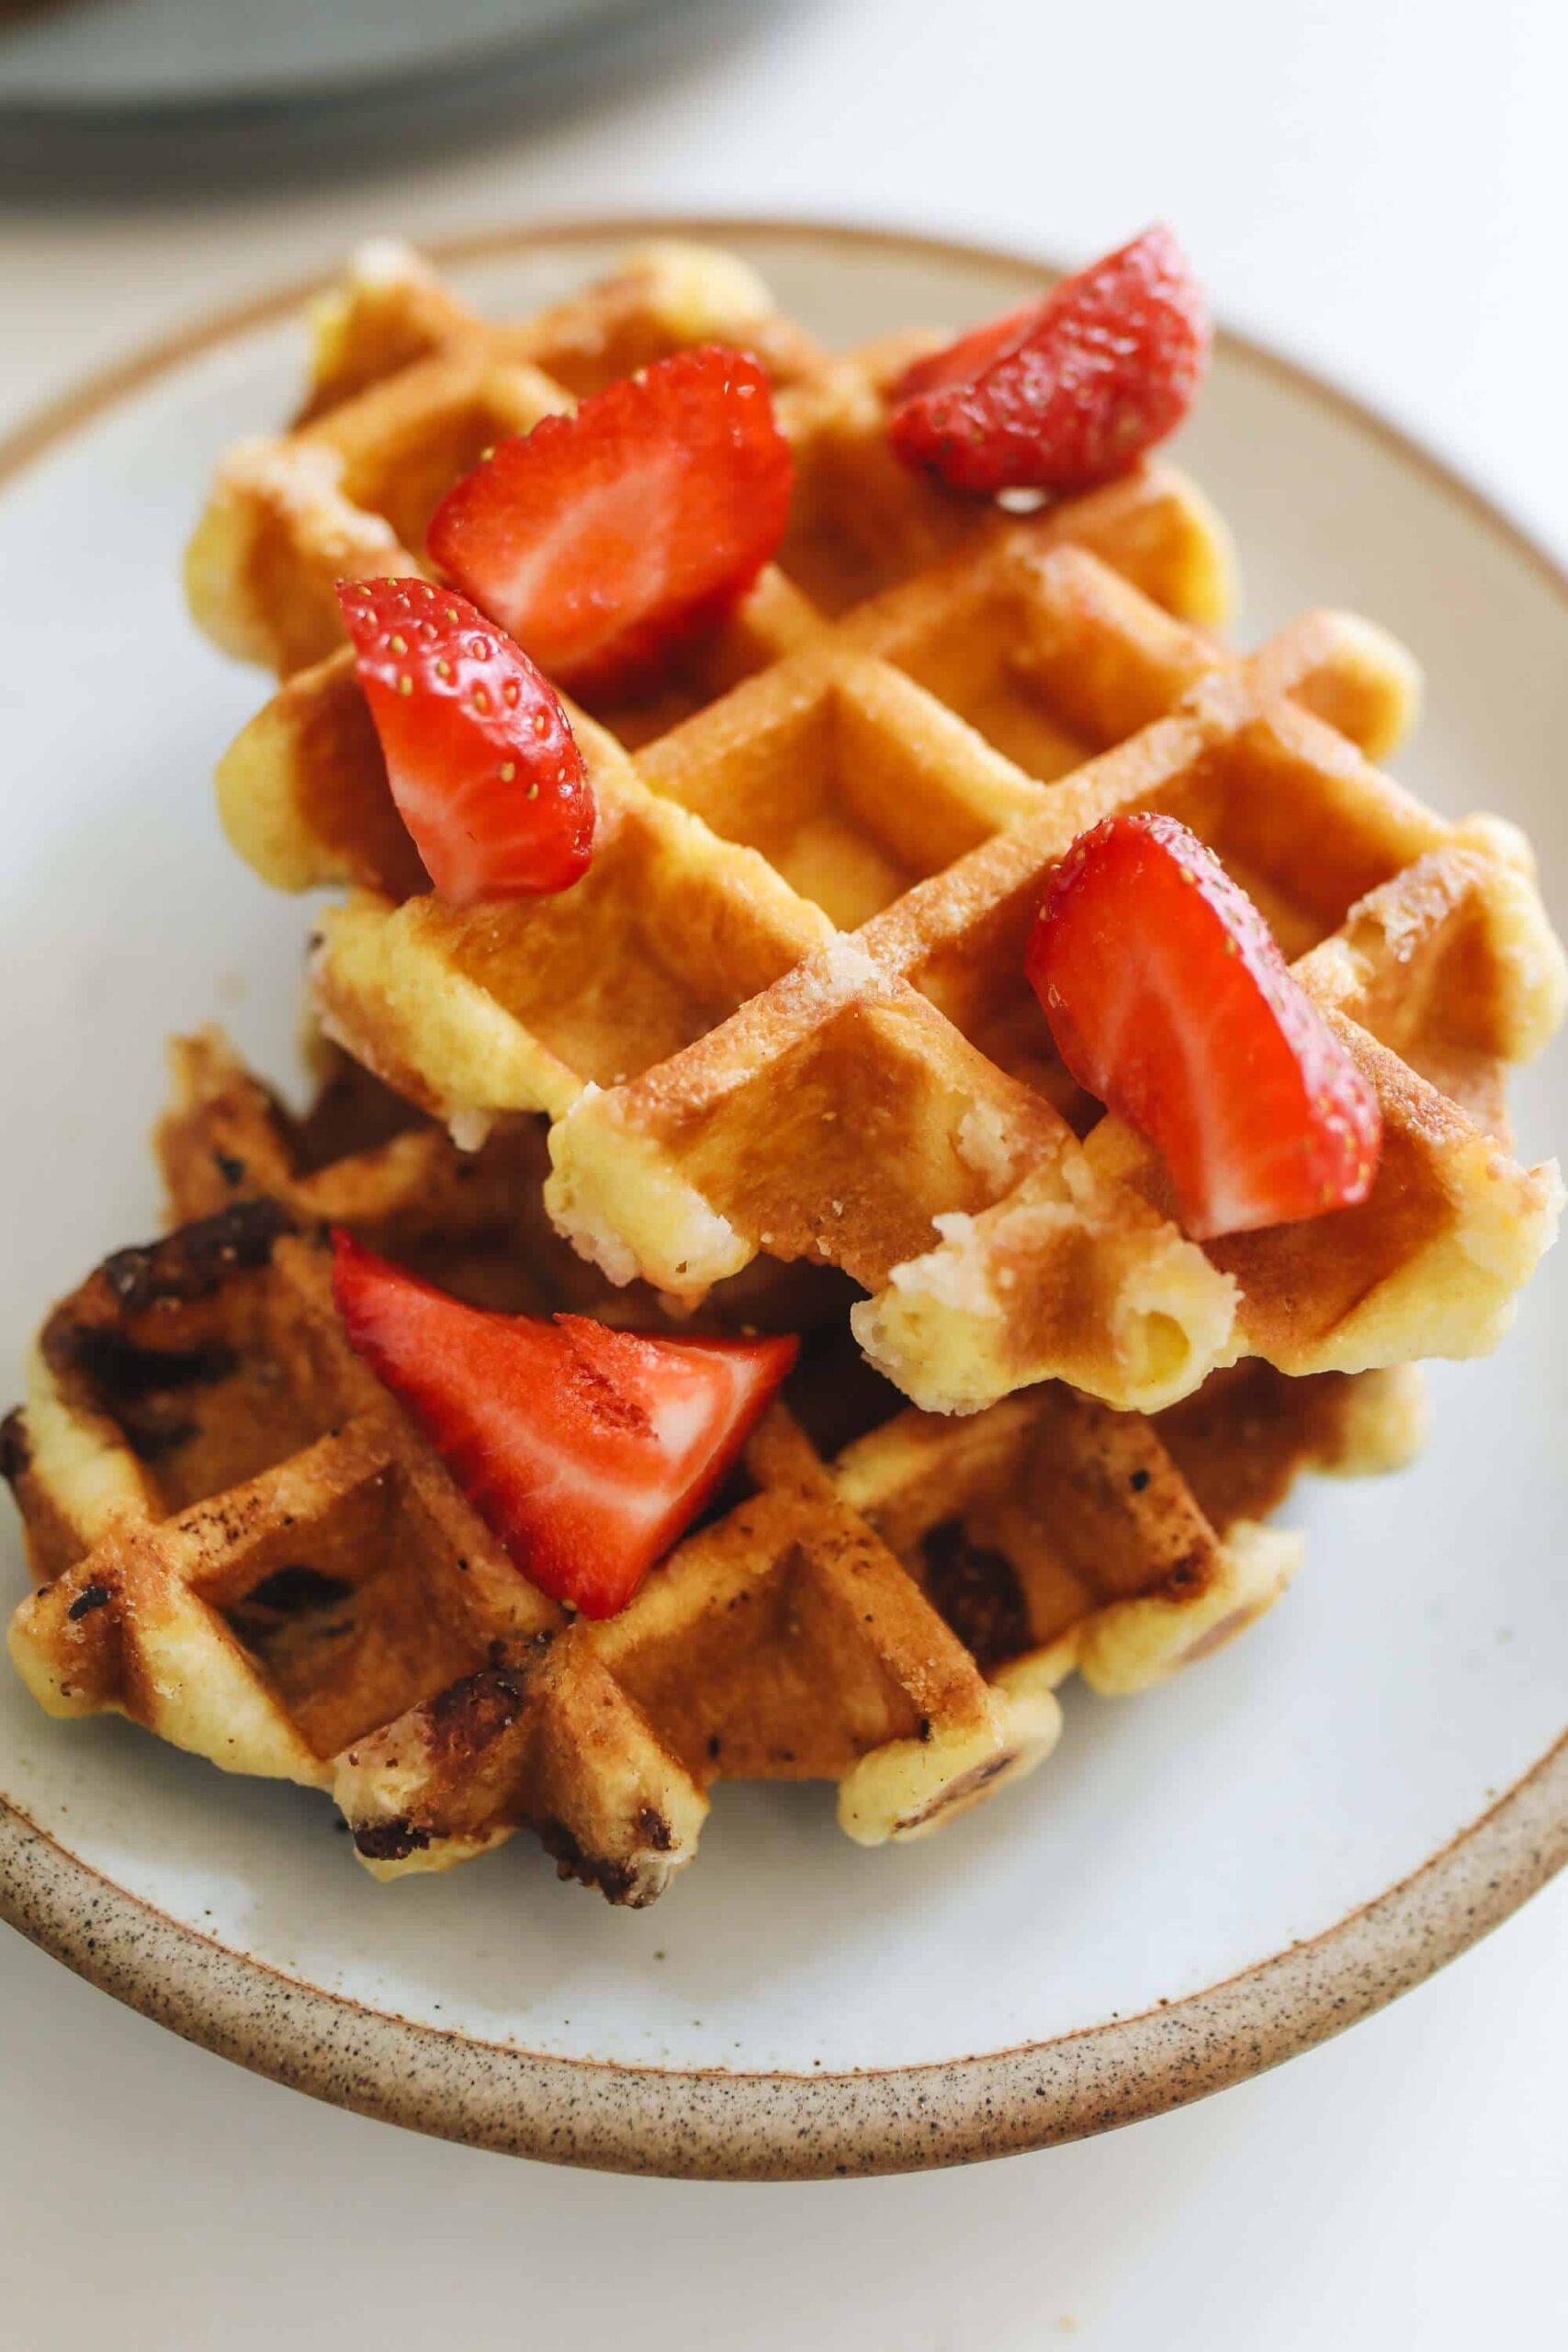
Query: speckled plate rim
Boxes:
[{"xmin": 1, "ymin": 214, "xmax": 1565, "ymax": 2181}]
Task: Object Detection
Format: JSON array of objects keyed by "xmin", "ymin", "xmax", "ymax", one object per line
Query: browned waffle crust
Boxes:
[{"xmin": 3, "ymin": 1038, "xmax": 1423, "ymax": 1903}]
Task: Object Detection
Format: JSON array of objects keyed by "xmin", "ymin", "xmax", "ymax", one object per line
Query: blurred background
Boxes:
[
  {"xmin": 3, "ymin": 0, "xmax": 1566, "ymax": 551},
  {"xmin": 1, "ymin": 5, "xmax": 1563, "ymax": 2348}
]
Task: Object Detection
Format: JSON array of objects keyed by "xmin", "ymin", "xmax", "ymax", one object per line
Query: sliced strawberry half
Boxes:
[
  {"xmin": 1026, "ymin": 812, "xmax": 1382, "ymax": 1239},
  {"xmin": 425, "ymin": 345, "xmax": 793, "ymax": 696},
  {"xmin": 889, "ymin": 224, "xmax": 1210, "ymax": 496},
  {"xmin": 332, "ymin": 1230, "xmax": 797, "ymax": 1619},
  {"xmin": 336, "ymin": 577, "xmax": 594, "ymax": 905}
]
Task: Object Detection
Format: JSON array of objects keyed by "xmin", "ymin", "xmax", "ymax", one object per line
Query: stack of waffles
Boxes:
[{"xmin": 5, "ymin": 241, "xmax": 1562, "ymax": 1904}]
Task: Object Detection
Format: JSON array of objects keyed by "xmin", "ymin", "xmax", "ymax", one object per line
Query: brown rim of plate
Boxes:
[{"xmin": 1, "ymin": 216, "xmax": 1564, "ymax": 2181}]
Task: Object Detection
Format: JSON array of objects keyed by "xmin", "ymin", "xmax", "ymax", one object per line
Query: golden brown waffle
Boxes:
[
  {"xmin": 197, "ymin": 243, "xmax": 1563, "ymax": 1423},
  {"xmin": 227, "ymin": 553, "xmax": 1562, "ymax": 1416},
  {"xmin": 2, "ymin": 1169, "xmax": 1420, "ymax": 1903}
]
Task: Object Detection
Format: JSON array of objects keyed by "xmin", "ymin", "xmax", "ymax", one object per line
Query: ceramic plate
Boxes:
[{"xmin": 1, "ymin": 220, "xmax": 1563, "ymax": 2180}]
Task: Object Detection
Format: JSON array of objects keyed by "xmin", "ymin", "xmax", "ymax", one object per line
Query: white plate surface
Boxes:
[{"xmin": 0, "ymin": 224, "xmax": 1562, "ymax": 2101}]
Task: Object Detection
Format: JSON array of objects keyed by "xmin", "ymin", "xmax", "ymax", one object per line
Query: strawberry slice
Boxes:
[
  {"xmin": 331, "ymin": 1230, "xmax": 797, "ymax": 1619},
  {"xmin": 425, "ymin": 345, "xmax": 793, "ymax": 696},
  {"xmin": 336, "ymin": 577, "xmax": 593, "ymax": 904},
  {"xmin": 889, "ymin": 225, "xmax": 1209, "ymax": 496},
  {"xmin": 1026, "ymin": 812, "xmax": 1382, "ymax": 1239}
]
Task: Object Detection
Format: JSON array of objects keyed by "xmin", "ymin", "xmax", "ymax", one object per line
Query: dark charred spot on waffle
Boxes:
[
  {"xmin": 244, "ymin": 1565, "xmax": 356, "ymax": 1616},
  {"xmin": 98, "ymin": 1198, "xmax": 295, "ymax": 1316},
  {"xmin": 1129, "ymin": 1467, "xmax": 1151, "ymax": 1493},
  {"xmin": 228, "ymin": 1566, "xmax": 366, "ymax": 1661},
  {"xmin": 67, "ymin": 1582, "xmax": 113, "ymax": 1623},
  {"xmin": 706, "ymin": 1732, "xmax": 722, "ymax": 1762},
  {"xmin": 61, "ymin": 1329, "xmax": 233, "ymax": 1410},
  {"xmin": 213, "ymin": 1151, "xmax": 247, "ymax": 1188},
  {"xmin": 1161, "ymin": 1550, "xmax": 1210, "ymax": 1600},
  {"xmin": 352, "ymin": 1817, "xmax": 433, "ymax": 1863},
  {"xmin": 426, "ymin": 1667, "xmax": 525, "ymax": 1759},
  {"xmin": 61, "ymin": 1327, "xmax": 236, "ymax": 1405},
  {"xmin": 0, "ymin": 1408, "xmax": 29, "ymax": 1486},
  {"xmin": 537, "ymin": 1816, "xmax": 644, "ymax": 1905},
  {"xmin": 637, "ymin": 1804, "xmax": 673, "ymax": 1853},
  {"xmin": 920, "ymin": 1520, "xmax": 1032, "ymax": 1671}
]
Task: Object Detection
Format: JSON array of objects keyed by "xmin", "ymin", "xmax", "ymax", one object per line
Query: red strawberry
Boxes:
[
  {"xmin": 894, "ymin": 301, "xmax": 1042, "ymax": 403},
  {"xmin": 889, "ymin": 225, "xmax": 1210, "ymax": 496},
  {"xmin": 1026, "ymin": 813, "xmax": 1382, "ymax": 1239},
  {"xmin": 336, "ymin": 577, "xmax": 593, "ymax": 904},
  {"xmin": 425, "ymin": 345, "xmax": 792, "ymax": 696},
  {"xmin": 331, "ymin": 1230, "xmax": 797, "ymax": 1619}
]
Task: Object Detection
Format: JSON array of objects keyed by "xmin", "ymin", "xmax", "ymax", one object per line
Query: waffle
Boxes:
[
  {"xmin": 202, "ymin": 247, "xmax": 1530, "ymax": 1417},
  {"xmin": 3, "ymin": 1167, "xmax": 1421, "ymax": 1903},
  {"xmin": 206, "ymin": 330, "xmax": 1564, "ymax": 1420}
]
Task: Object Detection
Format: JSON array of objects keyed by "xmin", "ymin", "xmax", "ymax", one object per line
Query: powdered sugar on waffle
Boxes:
[
  {"xmin": 956, "ymin": 1100, "xmax": 1032, "ymax": 1193},
  {"xmin": 797, "ymin": 933, "xmax": 889, "ymax": 1010}
]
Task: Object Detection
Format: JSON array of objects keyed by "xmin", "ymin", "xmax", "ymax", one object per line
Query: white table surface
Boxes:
[{"xmin": 2, "ymin": 2, "xmax": 1563, "ymax": 2344}]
